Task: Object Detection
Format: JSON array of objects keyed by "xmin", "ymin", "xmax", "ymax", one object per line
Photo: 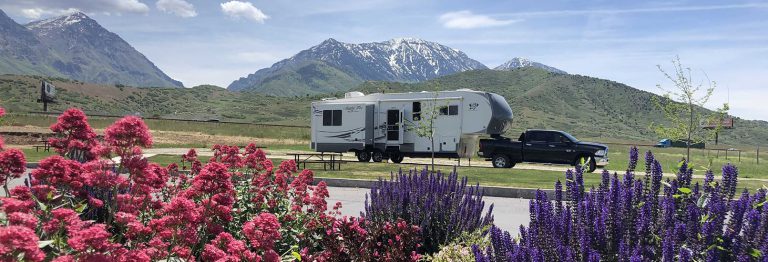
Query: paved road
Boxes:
[{"xmin": 327, "ymin": 186, "xmax": 530, "ymax": 235}]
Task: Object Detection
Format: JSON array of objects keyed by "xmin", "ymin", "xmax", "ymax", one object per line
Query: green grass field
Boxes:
[
  {"xmin": 147, "ymin": 153, "xmax": 767, "ymax": 192},
  {"xmin": 4, "ymin": 113, "xmax": 311, "ymax": 140},
  {"xmin": 606, "ymin": 144, "xmax": 767, "ymax": 179}
]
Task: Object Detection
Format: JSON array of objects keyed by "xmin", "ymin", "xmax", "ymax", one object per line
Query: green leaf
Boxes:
[
  {"xmin": 292, "ymin": 251, "xmax": 302, "ymax": 261},
  {"xmin": 38, "ymin": 240, "xmax": 54, "ymax": 248},
  {"xmin": 75, "ymin": 203, "xmax": 88, "ymax": 213},
  {"xmin": 750, "ymin": 248, "xmax": 762, "ymax": 258},
  {"xmin": 47, "ymin": 190, "xmax": 54, "ymax": 200},
  {"xmin": 678, "ymin": 187, "xmax": 692, "ymax": 194}
]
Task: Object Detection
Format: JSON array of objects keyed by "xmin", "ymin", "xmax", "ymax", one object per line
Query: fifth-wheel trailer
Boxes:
[{"xmin": 310, "ymin": 89, "xmax": 514, "ymax": 163}]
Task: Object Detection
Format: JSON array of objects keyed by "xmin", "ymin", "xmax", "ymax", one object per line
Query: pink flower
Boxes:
[
  {"xmin": 31, "ymin": 156, "xmax": 85, "ymax": 191},
  {"xmin": 0, "ymin": 197, "xmax": 35, "ymax": 213},
  {"xmin": 0, "ymin": 226, "xmax": 45, "ymax": 262},
  {"xmin": 105, "ymin": 116, "xmax": 153, "ymax": 156},
  {"xmin": 67, "ymin": 223, "xmax": 119, "ymax": 252},
  {"xmin": 43, "ymin": 208, "xmax": 83, "ymax": 234},
  {"xmin": 7, "ymin": 212, "xmax": 38, "ymax": 229},
  {"xmin": 190, "ymin": 162, "xmax": 233, "ymax": 197},
  {"xmin": 201, "ymin": 232, "xmax": 259, "ymax": 262},
  {"xmin": 0, "ymin": 148, "xmax": 26, "ymax": 181},
  {"xmin": 243, "ymin": 213, "xmax": 281, "ymax": 251},
  {"xmin": 48, "ymin": 108, "xmax": 99, "ymax": 160},
  {"xmin": 182, "ymin": 149, "xmax": 198, "ymax": 163},
  {"xmin": 0, "ymin": 107, "xmax": 5, "ymax": 118},
  {"xmin": 83, "ymin": 160, "xmax": 126, "ymax": 189}
]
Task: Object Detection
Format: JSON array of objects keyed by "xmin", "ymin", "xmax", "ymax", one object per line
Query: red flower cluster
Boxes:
[
  {"xmin": 0, "ymin": 106, "xmax": 5, "ymax": 118},
  {"xmin": 48, "ymin": 108, "xmax": 99, "ymax": 161},
  {"xmin": 0, "ymin": 148, "xmax": 26, "ymax": 194},
  {"xmin": 0, "ymin": 226, "xmax": 45, "ymax": 261},
  {"xmin": 0, "ymin": 108, "xmax": 425, "ymax": 261},
  {"xmin": 105, "ymin": 115, "xmax": 153, "ymax": 156},
  {"xmin": 244, "ymin": 213, "xmax": 282, "ymax": 250}
]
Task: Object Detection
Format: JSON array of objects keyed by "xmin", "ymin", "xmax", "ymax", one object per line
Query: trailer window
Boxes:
[
  {"xmin": 448, "ymin": 105, "xmax": 458, "ymax": 115},
  {"xmin": 439, "ymin": 106, "xmax": 449, "ymax": 115},
  {"xmin": 412, "ymin": 102, "xmax": 421, "ymax": 120},
  {"xmin": 322, "ymin": 110, "xmax": 342, "ymax": 126}
]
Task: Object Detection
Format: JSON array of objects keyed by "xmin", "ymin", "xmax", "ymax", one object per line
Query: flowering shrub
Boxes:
[
  {"xmin": 48, "ymin": 108, "xmax": 100, "ymax": 162},
  {"xmin": 0, "ymin": 108, "xmax": 424, "ymax": 261},
  {"xmin": 474, "ymin": 151, "xmax": 766, "ymax": 261},
  {"xmin": 365, "ymin": 168, "xmax": 494, "ymax": 253}
]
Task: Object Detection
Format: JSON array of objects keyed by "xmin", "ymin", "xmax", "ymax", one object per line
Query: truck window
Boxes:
[
  {"xmin": 322, "ymin": 110, "xmax": 342, "ymax": 126},
  {"xmin": 528, "ymin": 132, "xmax": 547, "ymax": 143}
]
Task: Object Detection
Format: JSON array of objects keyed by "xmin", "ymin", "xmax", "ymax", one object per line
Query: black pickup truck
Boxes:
[{"xmin": 478, "ymin": 130, "xmax": 609, "ymax": 172}]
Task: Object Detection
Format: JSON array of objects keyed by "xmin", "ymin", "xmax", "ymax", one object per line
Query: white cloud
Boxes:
[
  {"xmin": 156, "ymin": 0, "xmax": 197, "ymax": 18},
  {"xmin": 220, "ymin": 1, "xmax": 269, "ymax": 23},
  {"xmin": 4, "ymin": 0, "xmax": 149, "ymax": 19},
  {"xmin": 439, "ymin": 11, "xmax": 520, "ymax": 29},
  {"xmin": 20, "ymin": 8, "xmax": 81, "ymax": 19}
]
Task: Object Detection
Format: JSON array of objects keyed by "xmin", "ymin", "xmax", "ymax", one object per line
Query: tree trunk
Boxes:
[
  {"xmin": 687, "ymin": 101, "xmax": 693, "ymax": 162},
  {"xmin": 431, "ymin": 138, "xmax": 435, "ymax": 173}
]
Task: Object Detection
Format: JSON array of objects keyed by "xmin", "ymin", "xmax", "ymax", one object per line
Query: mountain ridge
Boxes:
[
  {"xmin": 0, "ymin": 10, "xmax": 182, "ymax": 88},
  {"xmin": 227, "ymin": 37, "xmax": 487, "ymax": 94},
  {"xmin": 494, "ymin": 57, "xmax": 566, "ymax": 74}
]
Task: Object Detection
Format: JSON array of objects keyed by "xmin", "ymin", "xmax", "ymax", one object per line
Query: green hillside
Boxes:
[
  {"xmin": 0, "ymin": 75, "xmax": 312, "ymax": 126},
  {"xmin": 253, "ymin": 61, "xmax": 362, "ymax": 96},
  {"xmin": 355, "ymin": 68, "xmax": 768, "ymax": 146},
  {"xmin": 1, "ymin": 69, "xmax": 766, "ymax": 147}
]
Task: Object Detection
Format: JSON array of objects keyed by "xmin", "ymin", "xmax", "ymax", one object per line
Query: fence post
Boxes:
[{"xmin": 758, "ymin": 145, "xmax": 760, "ymax": 165}]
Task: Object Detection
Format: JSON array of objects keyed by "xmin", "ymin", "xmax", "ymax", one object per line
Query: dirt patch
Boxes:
[
  {"xmin": 0, "ymin": 125, "xmax": 307, "ymax": 147},
  {"xmin": 151, "ymin": 130, "xmax": 307, "ymax": 146}
]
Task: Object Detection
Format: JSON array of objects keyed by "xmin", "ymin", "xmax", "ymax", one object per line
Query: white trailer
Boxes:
[{"xmin": 310, "ymin": 89, "xmax": 514, "ymax": 163}]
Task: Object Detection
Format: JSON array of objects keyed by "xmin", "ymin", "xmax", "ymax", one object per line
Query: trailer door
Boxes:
[{"xmin": 386, "ymin": 109, "xmax": 403, "ymax": 144}]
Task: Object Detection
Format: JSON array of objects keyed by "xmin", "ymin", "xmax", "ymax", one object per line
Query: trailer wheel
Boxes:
[
  {"xmin": 357, "ymin": 151, "xmax": 371, "ymax": 162},
  {"xmin": 390, "ymin": 152, "xmax": 404, "ymax": 163},
  {"xmin": 371, "ymin": 150, "xmax": 384, "ymax": 162},
  {"xmin": 492, "ymin": 154, "xmax": 512, "ymax": 168}
]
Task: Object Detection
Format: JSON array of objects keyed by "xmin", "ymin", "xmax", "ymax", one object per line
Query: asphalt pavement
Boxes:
[{"xmin": 327, "ymin": 186, "xmax": 530, "ymax": 235}]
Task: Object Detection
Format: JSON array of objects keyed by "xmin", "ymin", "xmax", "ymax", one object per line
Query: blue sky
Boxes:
[{"xmin": 1, "ymin": 0, "xmax": 767, "ymax": 120}]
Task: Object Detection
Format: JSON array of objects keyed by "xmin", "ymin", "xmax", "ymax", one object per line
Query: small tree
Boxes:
[
  {"xmin": 407, "ymin": 91, "xmax": 444, "ymax": 172},
  {"xmin": 651, "ymin": 56, "xmax": 729, "ymax": 161}
]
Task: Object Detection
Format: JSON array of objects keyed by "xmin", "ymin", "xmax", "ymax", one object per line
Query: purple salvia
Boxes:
[
  {"xmin": 722, "ymin": 164, "xmax": 739, "ymax": 200},
  {"xmin": 661, "ymin": 228, "xmax": 675, "ymax": 262},
  {"xmin": 644, "ymin": 151, "xmax": 655, "ymax": 174},
  {"xmin": 703, "ymin": 169, "xmax": 715, "ymax": 193},
  {"xmin": 628, "ymin": 146, "xmax": 639, "ymax": 172},
  {"xmin": 679, "ymin": 247, "xmax": 693, "ymax": 262}
]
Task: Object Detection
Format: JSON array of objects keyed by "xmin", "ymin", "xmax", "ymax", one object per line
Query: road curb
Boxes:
[{"xmin": 313, "ymin": 177, "xmax": 553, "ymax": 200}]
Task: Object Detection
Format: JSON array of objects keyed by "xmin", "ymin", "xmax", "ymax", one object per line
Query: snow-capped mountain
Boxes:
[
  {"xmin": 494, "ymin": 57, "xmax": 566, "ymax": 74},
  {"xmin": 228, "ymin": 38, "xmax": 487, "ymax": 92},
  {"xmin": 0, "ymin": 10, "xmax": 182, "ymax": 88}
]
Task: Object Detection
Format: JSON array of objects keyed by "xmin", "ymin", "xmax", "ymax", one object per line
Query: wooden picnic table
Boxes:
[
  {"xmin": 34, "ymin": 139, "xmax": 51, "ymax": 152},
  {"xmin": 286, "ymin": 152, "xmax": 343, "ymax": 171}
]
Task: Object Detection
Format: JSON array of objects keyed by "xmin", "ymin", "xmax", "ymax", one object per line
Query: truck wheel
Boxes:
[
  {"xmin": 492, "ymin": 154, "xmax": 512, "ymax": 168},
  {"xmin": 371, "ymin": 150, "xmax": 384, "ymax": 162},
  {"xmin": 575, "ymin": 155, "xmax": 597, "ymax": 173},
  {"xmin": 390, "ymin": 152, "xmax": 404, "ymax": 163},
  {"xmin": 357, "ymin": 151, "xmax": 371, "ymax": 162}
]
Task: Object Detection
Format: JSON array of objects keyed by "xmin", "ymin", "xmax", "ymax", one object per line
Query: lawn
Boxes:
[
  {"xmin": 606, "ymin": 144, "xmax": 767, "ymax": 179},
  {"xmin": 148, "ymin": 154, "xmax": 768, "ymax": 192}
]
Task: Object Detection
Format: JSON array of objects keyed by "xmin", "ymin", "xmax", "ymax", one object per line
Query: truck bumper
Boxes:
[{"xmin": 595, "ymin": 156, "xmax": 609, "ymax": 167}]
